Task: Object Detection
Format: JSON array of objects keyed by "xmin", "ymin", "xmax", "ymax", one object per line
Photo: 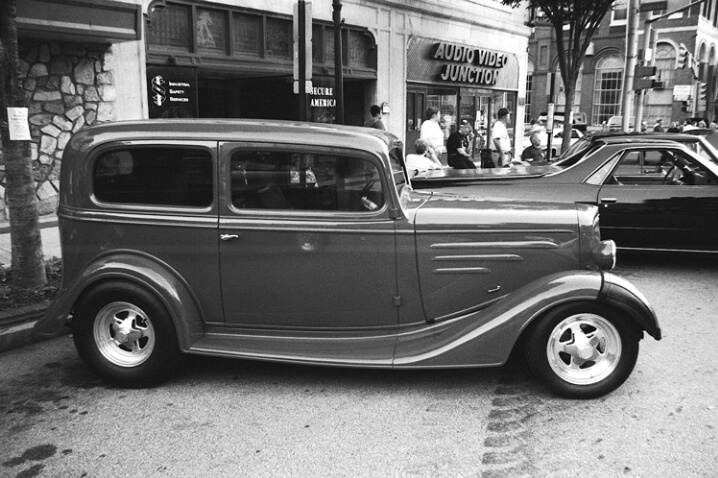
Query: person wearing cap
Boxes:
[
  {"xmin": 446, "ymin": 119, "xmax": 476, "ymax": 169},
  {"xmin": 491, "ymin": 108, "xmax": 512, "ymax": 167}
]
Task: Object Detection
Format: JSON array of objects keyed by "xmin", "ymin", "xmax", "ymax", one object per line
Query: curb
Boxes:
[{"xmin": 0, "ymin": 302, "xmax": 68, "ymax": 353}]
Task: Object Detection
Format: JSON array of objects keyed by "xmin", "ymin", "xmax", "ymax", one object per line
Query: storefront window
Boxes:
[
  {"xmin": 196, "ymin": 8, "xmax": 227, "ymax": 55},
  {"xmin": 266, "ymin": 17, "xmax": 292, "ymax": 60},
  {"xmin": 148, "ymin": 3, "xmax": 191, "ymax": 52},
  {"xmin": 232, "ymin": 13, "xmax": 261, "ymax": 57}
]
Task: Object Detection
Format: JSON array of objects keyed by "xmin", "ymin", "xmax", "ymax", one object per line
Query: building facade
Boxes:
[
  {"xmin": 526, "ymin": 0, "xmax": 718, "ymax": 129},
  {"xmin": 1, "ymin": 0, "xmax": 531, "ymax": 220}
]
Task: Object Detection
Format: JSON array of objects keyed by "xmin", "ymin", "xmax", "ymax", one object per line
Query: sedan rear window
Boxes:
[{"xmin": 94, "ymin": 147, "xmax": 213, "ymax": 207}]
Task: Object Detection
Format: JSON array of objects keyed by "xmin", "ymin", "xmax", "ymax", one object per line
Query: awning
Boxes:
[{"xmin": 17, "ymin": 0, "xmax": 141, "ymax": 43}]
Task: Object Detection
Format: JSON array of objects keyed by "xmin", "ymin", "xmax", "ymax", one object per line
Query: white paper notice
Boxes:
[{"xmin": 7, "ymin": 107, "xmax": 32, "ymax": 141}]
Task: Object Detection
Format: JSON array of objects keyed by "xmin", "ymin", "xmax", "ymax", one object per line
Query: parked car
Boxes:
[
  {"xmin": 34, "ymin": 119, "xmax": 660, "ymax": 399},
  {"xmin": 522, "ymin": 127, "xmax": 583, "ymax": 157},
  {"xmin": 537, "ymin": 111, "xmax": 588, "ymax": 132},
  {"xmin": 413, "ymin": 136, "xmax": 718, "ymax": 254},
  {"xmin": 606, "ymin": 116, "xmax": 635, "ymax": 132}
]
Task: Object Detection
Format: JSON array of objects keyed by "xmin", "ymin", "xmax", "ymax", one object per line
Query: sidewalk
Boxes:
[{"xmin": 0, "ymin": 214, "xmax": 63, "ymax": 353}]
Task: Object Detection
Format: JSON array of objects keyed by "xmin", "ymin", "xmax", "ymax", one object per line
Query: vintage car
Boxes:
[
  {"xmin": 34, "ymin": 120, "xmax": 660, "ymax": 399},
  {"xmin": 415, "ymin": 136, "xmax": 718, "ymax": 254}
]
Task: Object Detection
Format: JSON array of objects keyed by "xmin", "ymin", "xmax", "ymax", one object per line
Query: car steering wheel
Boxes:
[
  {"xmin": 662, "ymin": 164, "xmax": 680, "ymax": 185},
  {"xmin": 357, "ymin": 178, "xmax": 377, "ymax": 211}
]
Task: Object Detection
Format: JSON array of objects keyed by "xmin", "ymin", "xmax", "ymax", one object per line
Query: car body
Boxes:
[
  {"xmin": 34, "ymin": 119, "xmax": 660, "ymax": 398},
  {"xmin": 522, "ymin": 127, "xmax": 583, "ymax": 157},
  {"xmin": 413, "ymin": 135, "xmax": 718, "ymax": 254}
]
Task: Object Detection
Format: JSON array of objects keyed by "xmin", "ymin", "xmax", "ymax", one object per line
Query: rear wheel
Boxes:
[
  {"xmin": 73, "ymin": 281, "xmax": 180, "ymax": 387},
  {"xmin": 525, "ymin": 302, "xmax": 640, "ymax": 399}
]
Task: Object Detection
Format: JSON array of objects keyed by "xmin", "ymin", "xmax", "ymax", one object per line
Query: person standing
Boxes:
[
  {"xmin": 364, "ymin": 104, "xmax": 386, "ymax": 130},
  {"xmin": 420, "ymin": 106, "xmax": 446, "ymax": 158},
  {"xmin": 653, "ymin": 118, "xmax": 664, "ymax": 132},
  {"xmin": 491, "ymin": 108, "xmax": 512, "ymax": 167},
  {"xmin": 447, "ymin": 120, "xmax": 476, "ymax": 169}
]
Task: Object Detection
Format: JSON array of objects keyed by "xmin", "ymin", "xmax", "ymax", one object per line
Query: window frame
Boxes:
[
  {"xmin": 91, "ymin": 141, "xmax": 216, "ymax": 211},
  {"xmin": 220, "ymin": 142, "xmax": 392, "ymax": 219}
]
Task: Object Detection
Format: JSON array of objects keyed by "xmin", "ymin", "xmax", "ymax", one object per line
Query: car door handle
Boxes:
[
  {"xmin": 600, "ymin": 198, "xmax": 617, "ymax": 204},
  {"xmin": 220, "ymin": 234, "xmax": 239, "ymax": 241}
]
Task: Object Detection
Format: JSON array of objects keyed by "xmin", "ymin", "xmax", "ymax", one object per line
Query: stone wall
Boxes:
[{"xmin": 0, "ymin": 41, "xmax": 116, "ymax": 221}]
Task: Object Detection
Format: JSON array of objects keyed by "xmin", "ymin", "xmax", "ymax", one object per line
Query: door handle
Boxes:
[
  {"xmin": 600, "ymin": 198, "xmax": 617, "ymax": 204},
  {"xmin": 220, "ymin": 234, "xmax": 239, "ymax": 241}
]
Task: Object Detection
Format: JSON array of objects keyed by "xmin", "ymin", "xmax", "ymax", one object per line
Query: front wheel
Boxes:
[
  {"xmin": 525, "ymin": 302, "xmax": 640, "ymax": 399},
  {"xmin": 73, "ymin": 281, "xmax": 180, "ymax": 387}
]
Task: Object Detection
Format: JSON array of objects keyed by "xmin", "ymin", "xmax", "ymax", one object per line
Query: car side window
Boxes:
[
  {"xmin": 607, "ymin": 148, "xmax": 717, "ymax": 186},
  {"xmin": 94, "ymin": 147, "xmax": 213, "ymax": 207},
  {"xmin": 230, "ymin": 151, "xmax": 384, "ymax": 212}
]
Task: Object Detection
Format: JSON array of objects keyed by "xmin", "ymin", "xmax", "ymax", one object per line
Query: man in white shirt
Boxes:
[
  {"xmin": 405, "ymin": 138, "xmax": 444, "ymax": 176},
  {"xmin": 491, "ymin": 108, "xmax": 512, "ymax": 167},
  {"xmin": 420, "ymin": 106, "xmax": 446, "ymax": 157}
]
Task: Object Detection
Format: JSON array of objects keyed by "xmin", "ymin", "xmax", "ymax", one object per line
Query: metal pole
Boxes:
[
  {"xmin": 634, "ymin": 13, "xmax": 653, "ymax": 131},
  {"xmin": 332, "ymin": 0, "xmax": 344, "ymax": 125},
  {"xmin": 298, "ymin": 0, "xmax": 307, "ymax": 121},
  {"xmin": 622, "ymin": 0, "xmax": 639, "ymax": 132}
]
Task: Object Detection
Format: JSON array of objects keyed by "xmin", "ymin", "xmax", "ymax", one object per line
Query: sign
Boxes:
[
  {"xmin": 309, "ymin": 86, "xmax": 336, "ymax": 108},
  {"xmin": 640, "ymin": 1, "xmax": 668, "ymax": 12},
  {"xmin": 146, "ymin": 66, "xmax": 197, "ymax": 118},
  {"xmin": 6, "ymin": 108, "xmax": 31, "ymax": 141},
  {"xmin": 673, "ymin": 84, "xmax": 693, "ymax": 101}
]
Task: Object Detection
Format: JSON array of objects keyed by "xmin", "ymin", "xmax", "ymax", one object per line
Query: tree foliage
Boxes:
[
  {"xmin": 0, "ymin": 0, "xmax": 46, "ymax": 287},
  {"xmin": 501, "ymin": 0, "xmax": 616, "ymax": 142}
]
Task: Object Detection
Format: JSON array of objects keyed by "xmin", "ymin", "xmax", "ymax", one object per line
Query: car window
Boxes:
[
  {"xmin": 608, "ymin": 148, "xmax": 718, "ymax": 186},
  {"xmin": 93, "ymin": 147, "xmax": 213, "ymax": 207},
  {"xmin": 230, "ymin": 151, "xmax": 384, "ymax": 212}
]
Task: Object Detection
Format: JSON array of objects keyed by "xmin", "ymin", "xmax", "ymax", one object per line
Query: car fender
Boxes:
[
  {"xmin": 33, "ymin": 251, "xmax": 204, "ymax": 351},
  {"xmin": 598, "ymin": 272, "xmax": 661, "ymax": 340},
  {"xmin": 393, "ymin": 270, "xmax": 658, "ymax": 368}
]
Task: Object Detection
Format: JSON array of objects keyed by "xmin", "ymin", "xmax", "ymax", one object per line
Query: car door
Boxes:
[
  {"xmin": 596, "ymin": 146, "xmax": 718, "ymax": 251},
  {"xmin": 218, "ymin": 142, "xmax": 399, "ymax": 335}
]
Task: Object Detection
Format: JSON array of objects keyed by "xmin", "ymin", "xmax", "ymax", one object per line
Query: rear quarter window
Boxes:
[{"xmin": 93, "ymin": 147, "xmax": 213, "ymax": 207}]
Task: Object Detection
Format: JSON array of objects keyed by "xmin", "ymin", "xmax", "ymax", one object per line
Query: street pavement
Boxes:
[{"xmin": 0, "ymin": 215, "xmax": 62, "ymax": 353}]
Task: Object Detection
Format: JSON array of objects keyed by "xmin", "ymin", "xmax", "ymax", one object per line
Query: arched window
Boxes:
[
  {"xmin": 655, "ymin": 43, "xmax": 676, "ymax": 88},
  {"xmin": 555, "ymin": 66, "xmax": 584, "ymax": 115},
  {"xmin": 592, "ymin": 54, "xmax": 624, "ymax": 125}
]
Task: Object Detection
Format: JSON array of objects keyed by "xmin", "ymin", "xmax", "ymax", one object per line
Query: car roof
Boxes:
[
  {"xmin": 584, "ymin": 132, "xmax": 706, "ymax": 142},
  {"xmin": 66, "ymin": 119, "xmax": 402, "ymax": 155}
]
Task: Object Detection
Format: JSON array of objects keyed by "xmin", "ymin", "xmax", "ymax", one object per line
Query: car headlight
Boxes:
[{"xmin": 592, "ymin": 239, "xmax": 616, "ymax": 271}]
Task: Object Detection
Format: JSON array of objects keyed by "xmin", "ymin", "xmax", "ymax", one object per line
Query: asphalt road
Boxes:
[{"xmin": 1, "ymin": 252, "xmax": 716, "ymax": 478}]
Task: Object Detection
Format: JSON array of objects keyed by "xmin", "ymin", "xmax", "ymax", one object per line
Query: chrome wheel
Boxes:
[
  {"xmin": 546, "ymin": 313, "xmax": 621, "ymax": 386},
  {"xmin": 93, "ymin": 301, "xmax": 156, "ymax": 368}
]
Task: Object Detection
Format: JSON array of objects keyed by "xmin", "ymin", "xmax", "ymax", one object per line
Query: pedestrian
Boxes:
[
  {"xmin": 490, "ymin": 108, "xmax": 512, "ymax": 167},
  {"xmin": 364, "ymin": 104, "xmax": 386, "ymax": 130},
  {"xmin": 447, "ymin": 120, "xmax": 476, "ymax": 169},
  {"xmin": 653, "ymin": 118, "xmax": 664, "ymax": 132},
  {"xmin": 420, "ymin": 106, "xmax": 447, "ymax": 157},
  {"xmin": 521, "ymin": 131, "xmax": 546, "ymax": 165},
  {"xmin": 405, "ymin": 138, "xmax": 443, "ymax": 176}
]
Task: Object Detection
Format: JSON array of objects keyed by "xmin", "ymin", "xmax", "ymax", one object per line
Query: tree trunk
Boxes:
[{"xmin": 0, "ymin": 0, "xmax": 46, "ymax": 287}]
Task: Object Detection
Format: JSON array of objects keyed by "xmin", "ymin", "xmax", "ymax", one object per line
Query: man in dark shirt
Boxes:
[
  {"xmin": 521, "ymin": 131, "xmax": 546, "ymax": 165},
  {"xmin": 447, "ymin": 120, "xmax": 476, "ymax": 169}
]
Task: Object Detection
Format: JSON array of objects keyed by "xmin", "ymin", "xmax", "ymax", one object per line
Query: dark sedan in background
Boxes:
[{"xmin": 412, "ymin": 136, "xmax": 718, "ymax": 254}]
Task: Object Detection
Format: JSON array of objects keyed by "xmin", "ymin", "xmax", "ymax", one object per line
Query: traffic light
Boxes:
[
  {"xmin": 700, "ymin": 82, "xmax": 708, "ymax": 100},
  {"xmin": 677, "ymin": 44, "xmax": 689, "ymax": 69}
]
